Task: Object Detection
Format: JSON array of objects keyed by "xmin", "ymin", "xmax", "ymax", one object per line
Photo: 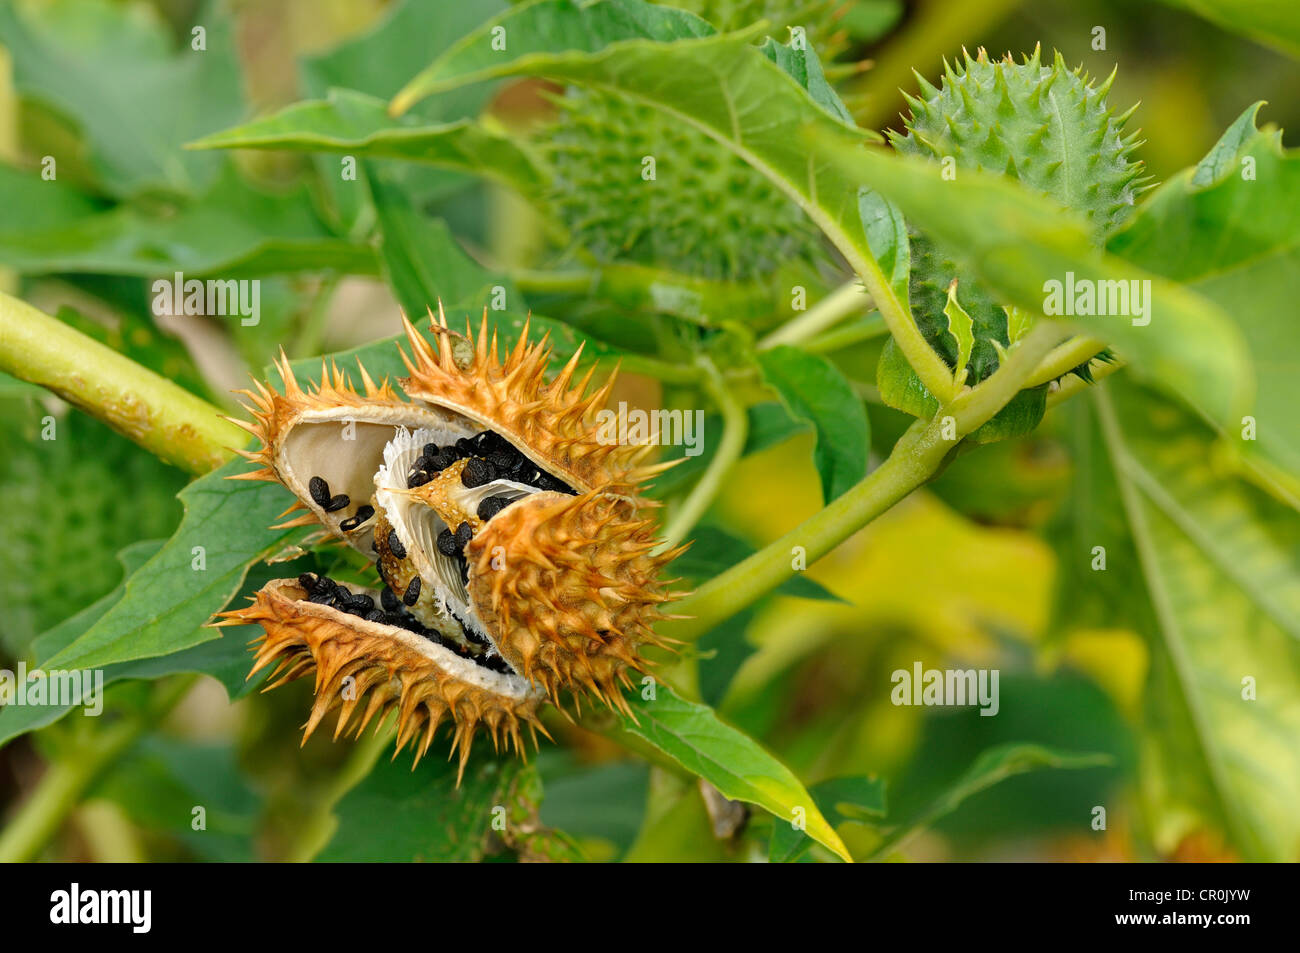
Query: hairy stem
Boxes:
[
  {"xmin": 660, "ymin": 360, "xmax": 748, "ymax": 549},
  {"xmin": 0, "ymin": 293, "xmax": 243, "ymax": 474},
  {"xmin": 758, "ymin": 280, "xmax": 872, "ymax": 350},
  {"xmin": 0, "ymin": 676, "xmax": 195, "ymax": 863},
  {"xmin": 666, "ymin": 326, "xmax": 1060, "ymax": 640}
]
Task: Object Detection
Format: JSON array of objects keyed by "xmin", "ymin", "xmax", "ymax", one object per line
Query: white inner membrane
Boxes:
[{"xmin": 373, "ymin": 427, "xmax": 543, "ymax": 667}]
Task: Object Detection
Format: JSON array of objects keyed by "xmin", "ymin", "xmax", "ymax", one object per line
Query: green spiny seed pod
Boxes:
[
  {"xmin": 542, "ymin": 88, "xmax": 825, "ymax": 282},
  {"xmin": 889, "ymin": 47, "xmax": 1146, "ymax": 383}
]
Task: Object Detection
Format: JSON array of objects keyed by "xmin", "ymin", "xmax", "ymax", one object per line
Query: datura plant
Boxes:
[
  {"xmin": 216, "ymin": 308, "xmax": 684, "ymax": 776},
  {"xmin": 1, "ymin": 0, "xmax": 1295, "ymax": 867}
]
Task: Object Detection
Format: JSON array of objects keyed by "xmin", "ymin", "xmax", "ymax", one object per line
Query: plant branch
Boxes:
[
  {"xmin": 1046, "ymin": 358, "xmax": 1124, "ymax": 409},
  {"xmin": 659, "ymin": 358, "xmax": 748, "ymax": 549},
  {"xmin": 0, "ymin": 293, "xmax": 243, "ymax": 473},
  {"xmin": 804, "ymin": 312, "xmax": 889, "ymax": 354},
  {"xmin": 758, "ymin": 280, "xmax": 871, "ymax": 350},
  {"xmin": 663, "ymin": 326, "xmax": 1060, "ymax": 641},
  {"xmin": 1024, "ymin": 335, "xmax": 1108, "ymax": 389}
]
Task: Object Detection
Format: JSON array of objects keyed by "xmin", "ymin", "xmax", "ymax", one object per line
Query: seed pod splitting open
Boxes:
[{"xmin": 216, "ymin": 306, "xmax": 687, "ymax": 778}]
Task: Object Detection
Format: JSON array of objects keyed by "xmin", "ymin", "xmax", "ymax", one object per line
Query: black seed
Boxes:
[
  {"xmin": 350, "ymin": 594, "xmax": 375, "ymax": 614},
  {"xmin": 422, "ymin": 443, "xmax": 439, "ymax": 459},
  {"xmin": 461, "ymin": 458, "xmax": 493, "ymax": 488},
  {"xmin": 430, "ymin": 449, "xmax": 457, "ymax": 472},
  {"xmin": 476, "ymin": 495, "xmax": 510, "ymax": 521},
  {"xmin": 454, "ymin": 521, "xmax": 473, "ymax": 548},
  {"xmin": 323, "ymin": 493, "xmax": 350, "ymax": 513},
  {"xmin": 407, "ymin": 470, "xmax": 432, "ymax": 488},
  {"xmin": 486, "ymin": 449, "xmax": 515, "ymax": 470},
  {"xmin": 339, "ymin": 505, "xmax": 375, "ymax": 532},
  {"xmin": 365, "ymin": 609, "xmax": 387, "ymax": 624},
  {"xmin": 308, "ymin": 591, "xmax": 334, "ymax": 605},
  {"xmin": 309, "ymin": 476, "xmax": 330, "ymax": 507},
  {"xmin": 387, "ymin": 529, "xmax": 407, "ymax": 560},
  {"xmin": 411, "ymin": 455, "xmax": 431, "ymax": 473},
  {"xmin": 403, "ymin": 576, "xmax": 421, "ymax": 606},
  {"xmin": 298, "ymin": 572, "xmax": 317, "ymax": 591},
  {"xmin": 436, "ymin": 528, "xmax": 459, "ymax": 557},
  {"xmin": 381, "ymin": 586, "xmax": 401, "ymax": 613}
]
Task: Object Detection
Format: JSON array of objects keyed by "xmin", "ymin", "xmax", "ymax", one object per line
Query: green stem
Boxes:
[
  {"xmin": 1025, "ymin": 335, "xmax": 1107, "ymax": 388},
  {"xmin": 0, "ymin": 676, "xmax": 195, "ymax": 863},
  {"xmin": 665, "ymin": 326, "xmax": 1059, "ymax": 641},
  {"xmin": 758, "ymin": 280, "xmax": 871, "ymax": 350},
  {"xmin": 1046, "ymin": 357, "xmax": 1124, "ymax": 408},
  {"xmin": 803, "ymin": 312, "xmax": 889, "ymax": 354},
  {"xmin": 292, "ymin": 276, "xmax": 340, "ymax": 359},
  {"xmin": 509, "ymin": 267, "xmax": 595, "ymax": 295},
  {"xmin": 285, "ymin": 720, "xmax": 397, "ymax": 863},
  {"xmin": 659, "ymin": 360, "xmax": 748, "ymax": 550},
  {"xmin": 0, "ymin": 293, "xmax": 243, "ymax": 474}
]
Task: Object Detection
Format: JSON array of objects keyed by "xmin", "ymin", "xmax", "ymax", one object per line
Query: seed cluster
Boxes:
[
  {"xmin": 406, "ymin": 430, "xmax": 575, "ymax": 496},
  {"xmin": 297, "ymin": 572, "xmax": 512, "ymax": 675}
]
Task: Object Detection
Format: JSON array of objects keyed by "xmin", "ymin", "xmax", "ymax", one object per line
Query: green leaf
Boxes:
[
  {"xmin": 39, "ymin": 459, "xmax": 303, "ymax": 673},
  {"xmin": 385, "ymin": 0, "xmax": 954, "ymax": 390},
  {"xmin": 1091, "ymin": 378, "xmax": 1300, "ymax": 861},
  {"xmin": 757, "ymin": 345, "xmax": 869, "ymax": 502},
  {"xmin": 876, "ymin": 337, "xmax": 1047, "ymax": 442},
  {"xmin": 617, "ymin": 683, "xmax": 852, "ymax": 862},
  {"xmin": 188, "ymin": 89, "xmax": 548, "ymax": 195},
  {"xmin": 942, "ymin": 280, "xmax": 974, "ymax": 385},
  {"xmin": 301, "ymin": 0, "xmax": 508, "ymax": 108},
  {"xmin": 867, "ymin": 743, "xmax": 1111, "ymax": 861},
  {"xmin": 0, "ymin": 404, "xmax": 185, "ymax": 655},
  {"xmin": 1107, "ymin": 104, "xmax": 1300, "ymax": 501},
  {"xmin": 0, "ymin": 540, "xmax": 160, "ymax": 748},
  {"xmin": 0, "ymin": 166, "xmax": 374, "ymax": 278},
  {"xmin": 318, "ymin": 751, "xmax": 528, "ymax": 861},
  {"xmin": 858, "ymin": 187, "xmax": 909, "ymax": 305},
  {"xmin": 769, "ymin": 774, "xmax": 887, "ymax": 863},
  {"xmin": 364, "ymin": 163, "xmax": 517, "ymax": 317},
  {"xmin": 806, "ymin": 130, "xmax": 1255, "ymax": 434},
  {"xmin": 1153, "ymin": 0, "xmax": 1300, "ymax": 60},
  {"xmin": 0, "ymin": 0, "xmax": 244, "ymax": 197}
]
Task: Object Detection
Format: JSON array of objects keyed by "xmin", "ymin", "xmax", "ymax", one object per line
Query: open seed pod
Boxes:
[{"xmin": 217, "ymin": 306, "xmax": 687, "ymax": 776}]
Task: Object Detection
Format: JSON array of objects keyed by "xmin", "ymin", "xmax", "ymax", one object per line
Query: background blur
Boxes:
[{"xmin": 0, "ymin": 0, "xmax": 1295, "ymax": 862}]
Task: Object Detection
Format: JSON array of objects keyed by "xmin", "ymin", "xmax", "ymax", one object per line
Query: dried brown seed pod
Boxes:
[{"xmin": 215, "ymin": 306, "xmax": 687, "ymax": 777}]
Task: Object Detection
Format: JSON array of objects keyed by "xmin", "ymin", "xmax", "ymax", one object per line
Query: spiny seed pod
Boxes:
[
  {"xmin": 542, "ymin": 88, "xmax": 825, "ymax": 282},
  {"xmin": 889, "ymin": 46, "xmax": 1147, "ymax": 383},
  {"xmin": 216, "ymin": 307, "xmax": 687, "ymax": 778}
]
